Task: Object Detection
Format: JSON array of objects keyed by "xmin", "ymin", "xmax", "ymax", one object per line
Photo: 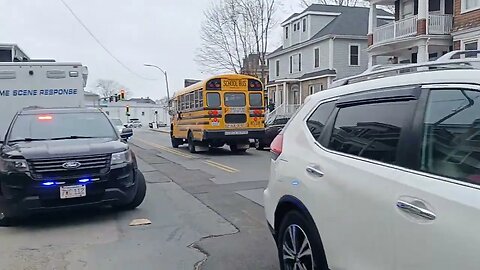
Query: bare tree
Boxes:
[
  {"xmin": 237, "ymin": 0, "xmax": 276, "ymax": 83},
  {"xmin": 299, "ymin": 0, "xmax": 366, "ymax": 7},
  {"xmin": 196, "ymin": 0, "xmax": 277, "ymax": 76},
  {"xmin": 95, "ymin": 79, "xmax": 130, "ymax": 98}
]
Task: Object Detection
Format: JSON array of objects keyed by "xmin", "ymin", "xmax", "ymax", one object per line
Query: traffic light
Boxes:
[
  {"xmin": 126, "ymin": 105, "xmax": 130, "ymax": 116},
  {"xmin": 120, "ymin": 89, "xmax": 125, "ymax": 100}
]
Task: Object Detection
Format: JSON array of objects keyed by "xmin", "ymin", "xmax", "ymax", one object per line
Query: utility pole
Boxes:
[{"xmin": 144, "ymin": 64, "xmax": 171, "ymax": 129}]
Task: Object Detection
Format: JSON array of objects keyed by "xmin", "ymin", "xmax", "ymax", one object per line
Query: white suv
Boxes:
[{"xmin": 264, "ymin": 52, "xmax": 480, "ymax": 270}]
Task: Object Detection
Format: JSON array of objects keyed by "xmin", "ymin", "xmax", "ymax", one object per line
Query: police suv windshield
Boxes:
[
  {"xmin": 8, "ymin": 112, "xmax": 117, "ymax": 142},
  {"xmin": 111, "ymin": 119, "xmax": 123, "ymax": 126}
]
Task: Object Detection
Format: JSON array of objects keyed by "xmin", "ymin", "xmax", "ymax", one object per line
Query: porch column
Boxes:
[
  {"xmin": 299, "ymin": 82, "xmax": 303, "ymax": 104},
  {"xmin": 368, "ymin": 4, "xmax": 377, "ymax": 47},
  {"xmin": 329, "ymin": 38, "xmax": 334, "ymax": 70},
  {"xmin": 275, "ymin": 84, "xmax": 279, "ymax": 105},
  {"xmin": 368, "ymin": 55, "xmax": 378, "ymax": 68},
  {"xmin": 417, "ymin": 0, "xmax": 429, "ymax": 35},
  {"xmin": 418, "ymin": 43, "xmax": 429, "ymax": 63},
  {"xmin": 283, "ymin": 82, "xmax": 287, "ymax": 106}
]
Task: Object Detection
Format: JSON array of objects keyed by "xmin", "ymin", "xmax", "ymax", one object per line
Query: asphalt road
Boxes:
[{"xmin": 0, "ymin": 128, "xmax": 279, "ymax": 270}]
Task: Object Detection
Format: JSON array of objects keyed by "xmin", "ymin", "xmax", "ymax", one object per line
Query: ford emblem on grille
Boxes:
[{"xmin": 62, "ymin": 161, "xmax": 81, "ymax": 169}]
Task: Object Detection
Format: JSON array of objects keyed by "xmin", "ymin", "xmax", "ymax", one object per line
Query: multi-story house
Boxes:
[
  {"xmin": 266, "ymin": 4, "xmax": 393, "ymax": 117},
  {"xmin": 451, "ymin": 0, "xmax": 480, "ymax": 51},
  {"xmin": 367, "ymin": 0, "xmax": 480, "ymax": 65},
  {"xmin": 240, "ymin": 53, "xmax": 269, "ymax": 84}
]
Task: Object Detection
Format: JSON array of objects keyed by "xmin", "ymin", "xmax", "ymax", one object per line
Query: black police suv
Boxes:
[
  {"xmin": 254, "ymin": 116, "xmax": 290, "ymax": 150},
  {"xmin": 0, "ymin": 107, "xmax": 145, "ymax": 225}
]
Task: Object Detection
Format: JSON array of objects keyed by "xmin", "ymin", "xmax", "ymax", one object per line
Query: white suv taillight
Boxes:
[{"xmin": 270, "ymin": 134, "xmax": 283, "ymax": 160}]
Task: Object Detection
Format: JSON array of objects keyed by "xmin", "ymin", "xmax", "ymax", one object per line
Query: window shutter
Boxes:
[{"xmin": 395, "ymin": 0, "xmax": 400, "ymax": 20}]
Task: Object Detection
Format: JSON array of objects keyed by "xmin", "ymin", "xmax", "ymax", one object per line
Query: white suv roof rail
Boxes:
[
  {"xmin": 331, "ymin": 50, "xmax": 480, "ymax": 88},
  {"xmin": 436, "ymin": 50, "xmax": 480, "ymax": 61}
]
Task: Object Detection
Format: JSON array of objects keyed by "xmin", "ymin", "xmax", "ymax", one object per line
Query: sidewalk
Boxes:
[{"xmin": 149, "ymin": 127, "xmax": 169, "ymax": 134}]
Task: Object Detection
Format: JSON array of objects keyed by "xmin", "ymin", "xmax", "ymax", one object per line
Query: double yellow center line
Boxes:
[
  {"xmin": 203, "ymin": 160, "xmax": 239, "ymax": 173},
  {"xmin": 134, "ymin": 138, "xmax": 238, "ymax": 173}
]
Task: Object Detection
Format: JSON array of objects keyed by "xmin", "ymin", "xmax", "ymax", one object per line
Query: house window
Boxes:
[
  {"xmin": 142, "ymin": 111, "xmax": 145, "ymax": 116},
  {"xmin": 290, "ymin": 54, "xmax": 301, "ymax": 73},
  {"xmin": 293, "ymin": 91, "xmax": 300, "ymax": 104},
  {"xmin": 349, "ymin": 44, "xmax": 360, "ymax": 66},
  {"xmin": 462, "ymin": 0, "xmax": 480, "ymax": 11},
  {"xmin": 401, "ymin": 0, "xmax": 414, "ymax": 18},
  {"xmin": 275, "ymin": 60, "xmax": 280, "ymax": 77},
  {"xmin": 314, "ymin": 48, "xmax": 320, "ymax": 68},
  {"xmin": 429, "ymin": 0, "xmax": 441, "ymax": 11},
  {"xmin": 308, "ymin": 84, "xmax": 322, "ymax": 95},
  {"xmin": 285, "ymin": 27, "xmax": 289, "ymax": 39},
  {"xmin": 464, "ymin": 40, "xmax": 479, "ymax": 58},
  {"xmin": 302, "ymin": 18, "xmax": 307, "ymax": 32},
  {"xmin": 294, "ymin": 23, "xmax": 297, "ymax": 31}
]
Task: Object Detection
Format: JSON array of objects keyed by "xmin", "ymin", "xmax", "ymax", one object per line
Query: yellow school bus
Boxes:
[{"xmin": 170, "ymin": 74, "xmax": 265, "ymax": 153}]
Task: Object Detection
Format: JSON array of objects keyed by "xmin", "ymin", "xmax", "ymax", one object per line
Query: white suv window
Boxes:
[
  {"xmin": 306, "ymin": 101, "xmax": 335, "ymax": 143},
  {"xmin": 328, "ymin": 100, "xmax": 416, "ymax": 164},
  {"xmin": 421, "ymin": 89, "xmax": 480, "ymax": 184}
]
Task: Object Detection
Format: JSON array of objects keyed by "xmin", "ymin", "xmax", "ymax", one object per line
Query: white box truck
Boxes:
[{"xmin": 0, "ymin": 62, "xmax": 88, "ymax": 138}]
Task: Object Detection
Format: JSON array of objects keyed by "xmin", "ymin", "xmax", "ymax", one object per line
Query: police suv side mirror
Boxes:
[{"xmin": 120, "ymin": 128, "xmax": 133, "ymax": 140}]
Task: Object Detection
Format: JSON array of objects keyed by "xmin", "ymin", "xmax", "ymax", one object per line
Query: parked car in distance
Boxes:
[
  {"xmin": 264, "ymin": 53, "xmax": 480, "ymax": 270},
  {"xmin": 149, "ymin": 121, "xmax": 167, "ymax": 128},
  {"xmin": 254, "ymin": 116, "xmax": 290, "ymax": 150},
  {"xmin": 127, "ymin": 118, "xmax": 142, "ymax": 128},
  {"xmin": 0, "ymin": 107, "xmax": 146, "ymax": 226}
]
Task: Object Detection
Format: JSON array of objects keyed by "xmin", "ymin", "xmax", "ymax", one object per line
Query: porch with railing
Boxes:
[
  {"xmin": 428, "ymin": 14, "xmax": 453, "ymax": 34},
  {"xmin": 373, "ymin": 14, "xmax": 452, "ymax": 45},
  {"xmin": 373, "ymin": 16, "xmax": 418, "ymax": 44}
]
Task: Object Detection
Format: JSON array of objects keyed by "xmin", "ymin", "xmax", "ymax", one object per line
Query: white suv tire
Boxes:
[{"xmin": 277, "ymin": 210, "xmax": 328, "ymax": 270}]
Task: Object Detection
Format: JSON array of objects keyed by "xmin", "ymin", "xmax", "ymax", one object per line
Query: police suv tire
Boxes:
[
  {"xmin": 118, "ymin": 171, "xmax": 146, "ymax": 210},
  {"xmin": 230, "ymin": 144, "xmax": 247, "ymax": 153},
  {"xmin": 255, "ymin": 139, "xmax": 265, "ymax": 150}
]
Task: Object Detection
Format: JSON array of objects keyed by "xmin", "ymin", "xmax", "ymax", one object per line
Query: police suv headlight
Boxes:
[
  {"xmin": 4, "ymin": 159, "xmax": 29, "ymax": 172},
  {"xmin": 111, "ymin": 150, "xmax": 132, "ymax": 165}
]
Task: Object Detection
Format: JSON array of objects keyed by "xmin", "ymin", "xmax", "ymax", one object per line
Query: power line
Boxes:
[{"xmin": 59, "ymin": 0, "xmax": 158, "ymax": 81}]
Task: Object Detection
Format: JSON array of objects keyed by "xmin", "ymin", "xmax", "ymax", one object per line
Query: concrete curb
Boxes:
[{"xmin": 149, "ymin": 128, "xmax": 170, "ymax": 134}]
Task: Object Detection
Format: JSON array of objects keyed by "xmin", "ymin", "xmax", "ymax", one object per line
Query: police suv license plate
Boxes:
[
  {"xmin": 60, "ymin": 185, "xmax": 86, "ymax": 199},
  {"xmin": 225, "ymin": 130, "xmax": 248, "ymax": 136}
]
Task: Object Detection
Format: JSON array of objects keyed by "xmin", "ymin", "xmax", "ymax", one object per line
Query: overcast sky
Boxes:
[{"xmin": 0, "ymin": 0, "xmax": 302, "ymax": 100}]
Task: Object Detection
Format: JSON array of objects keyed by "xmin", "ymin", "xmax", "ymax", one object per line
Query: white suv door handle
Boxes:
[
  {"xmin": 396, "ymin": 200, "xmax": 436, "ymax": 220},
  {"xmin": 306, "ymin": 166, "xmax": 324, "ymax": 178}
]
